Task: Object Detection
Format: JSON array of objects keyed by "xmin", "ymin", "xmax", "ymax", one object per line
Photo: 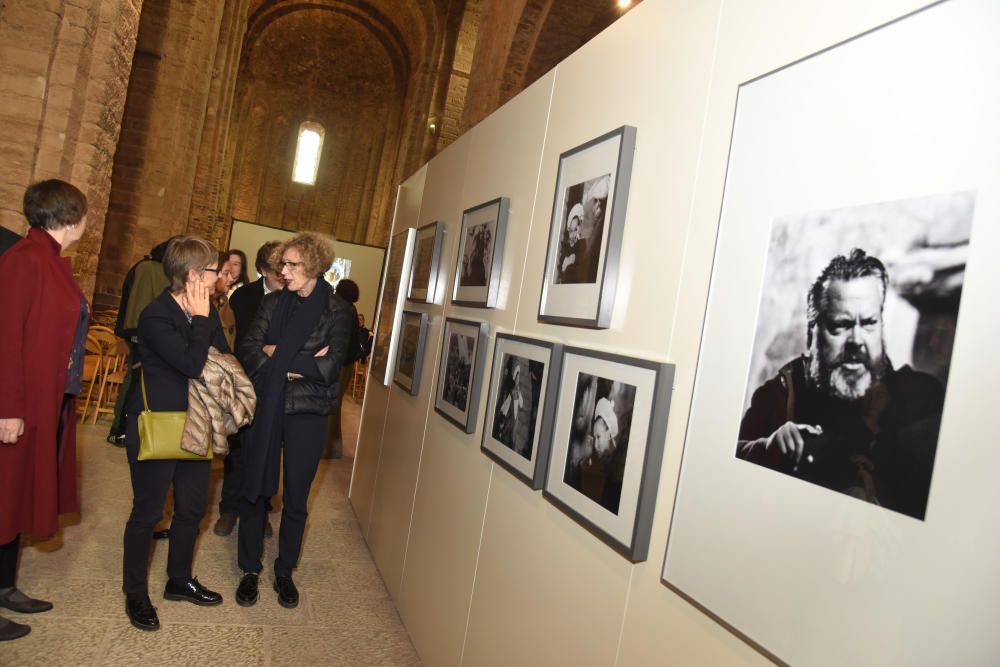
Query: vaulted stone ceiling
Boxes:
[{"xmin": 228, "ymin": 0, "xmax": 466, "ymax": 243}]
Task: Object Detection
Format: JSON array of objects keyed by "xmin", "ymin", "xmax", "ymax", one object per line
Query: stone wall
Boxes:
[
  {"xmin": 92, "ymin": 0, "xmax": 230, "ymax": 312},
  {"xmin": 0, "ymin": 0, "xmax": 142, "ymax": 298}
]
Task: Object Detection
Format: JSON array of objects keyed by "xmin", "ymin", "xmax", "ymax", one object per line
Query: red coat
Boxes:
[{"xmin": 0, "ymin": 228, "xmax": 85, "ymax": 543}]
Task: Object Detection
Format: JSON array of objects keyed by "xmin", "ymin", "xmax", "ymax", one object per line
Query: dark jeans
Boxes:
[
  {"xmin": 0, "ymin": 534, "xmax": 19, "ymax": 588},
  {"xmin": 238, "ymin": 413, "xmax": 326, "ymax": 577},
  {"xmin": 122, "ymin": 415, "xmax": 211, "ymax": 596}
]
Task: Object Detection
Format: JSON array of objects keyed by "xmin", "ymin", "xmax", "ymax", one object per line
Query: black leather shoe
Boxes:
[
  {"xmin": 163, "ymin": 578, "xmax": 222, "ymax": 606},
  {"xmin": 273, "ymin": 575, "xmax": 299, "ymax": 609},
  {"xmin": 0, "ymin": 615, "xmax": 30, "ymax": 641},
  {"xmin": 236, "ymin": 572, "xmax": 259, "ymax": 607},
  {"xmin": 0, "ymin": 587, "xmax": 53, "ymax": 613},
  {"xmin": 125, "ymin": 595, "xmax": 159, "ymax": 631},
  {"xmin": 152, "ymin": 529, "xmax": 170, "ymax": 540}
]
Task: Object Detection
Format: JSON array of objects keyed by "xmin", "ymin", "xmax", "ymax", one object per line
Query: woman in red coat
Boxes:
[{"xmin": 0, "ymin": 180, "xmax": 90, "ymax": 642}]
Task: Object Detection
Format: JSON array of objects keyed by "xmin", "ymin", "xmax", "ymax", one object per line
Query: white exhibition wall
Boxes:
[{"xmin": 348, "ymin": 1, "xmax": 975, "ymax": 665}]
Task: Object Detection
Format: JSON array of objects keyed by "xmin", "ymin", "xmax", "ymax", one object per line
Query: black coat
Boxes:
[
  {"xmin": 239, "ymin": 281, "xmax": 353, "ymax": 416},
  {"xmin": 127, "ymin": 289, "xmax": 230, "ymax": 415},
  {"xmin": 0, "ymin": 225, "xmax": 21, "ymax": 257},
  {"xmin": 229, "ymin": 277, "xmax": 265, "ymax": 351}
]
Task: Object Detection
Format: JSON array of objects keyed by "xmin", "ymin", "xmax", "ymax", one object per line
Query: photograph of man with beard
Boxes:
[{"xmin": 736, "ymin": 248, "xmax": 950, "ymax": 520}]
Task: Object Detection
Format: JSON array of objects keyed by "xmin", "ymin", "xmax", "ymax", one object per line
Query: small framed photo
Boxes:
[
  {"xmin": 434, "ymin": 317, "xmax": 489, "ymax": 433},
  {"xmin": 539, "ymin": 126, "xmax": 637, "ymax": 328},
  {"xmin": 452, "ymin": 197, "xmax": 509, "ymax": 308},
  {"xmin": 393, "ymin": 311, "xmax": 429, "ymax": 395},
  {"xmin": 407, "ymin": 221, "xmax": 444, "ymax": 303},
  {"xmin": 481, "ymin": 334, "xmax": 562, "ymax": 489},
  {"xmin": 544, "ymin": 347, "xmax": 674, "ymax": 561},
  {"xmin": 371, "ymin": 228, "xmax": 416, "ymax": 385}
]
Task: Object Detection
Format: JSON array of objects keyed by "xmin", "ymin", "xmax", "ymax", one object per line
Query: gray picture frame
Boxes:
[
  {"xmin": 451, "ymin": 197, "xmax": 509, "ymax": 308},
  {"xmin": 543, "ymin": 346, "xmax": 674, "ymax": 561},
  {"xmin": 393, "ymin": 310, "xmax": 429, "ymax": 396},
  {"xmin": 433, "ymin": 317, "xmax": 490, "ymax": 433},
  {"xmin": 407, "ymin": 221, "xmax": 444, "ymax": 303},
  {"xmin": 538, "ymin": 125, "xmax": 637, "ymax": 329},
  {"xmin": 480, "ymin": 334, "xmax": 562, "ymax": 489}
]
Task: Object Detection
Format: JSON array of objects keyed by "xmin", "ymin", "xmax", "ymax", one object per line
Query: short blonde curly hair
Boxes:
[{"xmin": 271, "ymin": 232, "xmax": 335, "ymax": 278}]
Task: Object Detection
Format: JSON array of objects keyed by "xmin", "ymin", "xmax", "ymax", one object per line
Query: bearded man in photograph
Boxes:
[{"xmin": 737, "ymin": 248, "xmax": 945, "ymax": 519}]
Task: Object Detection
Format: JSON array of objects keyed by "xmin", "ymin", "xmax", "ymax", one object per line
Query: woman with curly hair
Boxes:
[{"xmin": 235, "ymin": 233, "xmax": 353, "ymax": 608}]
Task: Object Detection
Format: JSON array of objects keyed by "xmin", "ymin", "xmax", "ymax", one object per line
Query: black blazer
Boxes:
[
  {"xmin": 239, "ymin": 281, "xmax": 353, "ymax": 415},
  {"xmin": 127, "ymin": 289, "xmax": 230, "ymax": 414},
  {"xmin": 230, "ymin": 278, "xmax": 265, "ymax": 350}
]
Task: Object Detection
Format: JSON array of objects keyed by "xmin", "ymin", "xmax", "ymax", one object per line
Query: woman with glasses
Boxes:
[
  {"xmin": 121, "ymin": 236, "xmax": 230, "ymax": 631},
  {"xmin": 235, "ymin": 233, "xmax": 353, "ymax": 608}
]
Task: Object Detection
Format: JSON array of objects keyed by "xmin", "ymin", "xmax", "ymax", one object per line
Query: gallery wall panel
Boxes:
[
  {"xmin": 396, "ymin": 73, "xmax": 556, "ymax": 667},
  {"xmin": 614, "ymin": 0, "xmax": 946, "ymax": 663},
  {"xmin": 350, "ymin": 167, "xmax": 426, "ymax": 536},
  {"xmin": 364, "ymin": 142, "xmax": 471, "ymax": 601}
]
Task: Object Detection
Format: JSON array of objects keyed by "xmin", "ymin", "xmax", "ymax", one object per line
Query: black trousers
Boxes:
[
  {"xmin": 238, "ymin": 413, "xmax": 326, "ymax": 577},
  {"xmin": 0, "ymin": 535, "xmax": 19, "ymax": 588},
  {"xmin": 122, "ymin": 415, "xmax": 211, "ymax": 596},
  {"xmin": 220, "ymin": 432, "xmax": 273, "ymax": 516}
]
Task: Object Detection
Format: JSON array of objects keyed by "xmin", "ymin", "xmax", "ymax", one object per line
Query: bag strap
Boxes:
[{"xmin": 140, "ymin": 369, "xmax": 150, "ymax": 411}]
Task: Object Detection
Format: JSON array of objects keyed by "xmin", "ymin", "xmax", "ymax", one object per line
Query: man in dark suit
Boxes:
[
  {"xmin": 0, "ymin": 225, "xmax": 21, "ymax": 257},
  {"xmin": 215, "ymin": 241, "xmax": 283, "ymax": 536}
]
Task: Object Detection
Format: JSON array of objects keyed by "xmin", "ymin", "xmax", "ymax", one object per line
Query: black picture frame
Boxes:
[
  {"xmin": 451, "ymin": 197, "xmax": 509, "ymax": 308},
  {"xmin": 407, "ymin": 221, "xmax": 444, "ymax": 303},
  {"xmin": 480, "ymin": 334, "xmax": 562, "ymax": 489},
  {"xmin": 543, "ymin": 346, "xmax": 674, "ymax": 561},
  {"xmin": 538, "ymin": 125, "xmax": 637, "ymax": 329},
  {"xmin": 433, "ymin": 317, "xmax": 489, "ymax": 433}
]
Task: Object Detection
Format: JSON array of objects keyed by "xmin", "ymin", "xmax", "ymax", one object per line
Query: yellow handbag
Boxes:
[{"xmin": 137, "ymin": 371, "xmax": 212, "ymax": 461}]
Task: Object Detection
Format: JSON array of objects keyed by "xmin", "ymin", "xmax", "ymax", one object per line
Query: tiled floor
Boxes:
[{"xmin": 0, "ymin": 397, "xmax": 421, "ymax": 666}]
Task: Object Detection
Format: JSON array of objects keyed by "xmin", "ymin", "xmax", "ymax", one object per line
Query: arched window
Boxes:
[{"xmin": 292, "ymin": 121, "xmax": 324, "ymax": 185}]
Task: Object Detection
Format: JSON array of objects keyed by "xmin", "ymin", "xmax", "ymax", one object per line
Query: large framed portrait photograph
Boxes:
[
  {"xmin": 664, "ymin": 2, "xmax": 1000, "ymax": 665},
  {"xmin": 433, "ymin": 318, "xmax": 489, "ymax": 433},
  {"xmin": 543, "ymin": 348, "xmax": 674, "ymax": 561},
  {"xmin": 371, "ymin": 228, "xmax": 416, "ymax": 385},
  {"xmin": 480, "ymin": 334, "xmax": 562, "ymax": 489},
  {"xmin": 538, "ymin": 125, "xmax": 636, "ymax": 328},
  {"xmin": 393, "ymin": 311, "xmax": 429, "ymax": 395},
  {"xmin": 451, "ymin": 198, "xmax": 509, "ymax": 308},
  {"xmin": 407, "ymin": 221, "xmax": 444, "ymax": 303}
]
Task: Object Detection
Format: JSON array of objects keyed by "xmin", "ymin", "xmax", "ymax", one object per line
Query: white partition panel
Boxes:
[{"xmin": 396, "ymin": 72, "xmax": 556, "ymax": 667}]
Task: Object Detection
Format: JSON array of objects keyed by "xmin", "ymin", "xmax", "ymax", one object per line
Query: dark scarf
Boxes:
[{"xmin": 241, "ymin": 283, "xmax": 327, "ymax": 500}]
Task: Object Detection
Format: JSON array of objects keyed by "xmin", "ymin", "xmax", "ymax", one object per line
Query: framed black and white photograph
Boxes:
[
  {"xmin": 663, "ymin": 2, "xmax": 1000, "ymax": 665},
  {"xmin": 433, "ymin": 318, "xmax": 489, "ymax": 433},
  {"xmin": 393, "ymin": 311, "xmax": 429, "ymax": 395},
  {"xmin": 481, "ymin": 334, "xmax": 562, "ymax": 488},
  {"xmin": 371, "ymin": 228, "xmax": 416, "ymax": 385},
  {"xmin": 407, "ymin": 221, "xmax": 444, "ymax": 303},
  {"xmin": 451, "ymin": 198, "xmax": 509, "ymax": 308},
  {"xmin": 543, "ymin": 347, "xmax": 674, "ymax": 561},
  {"xmin": 538, "ymin": 125, "xmax": 636, "ymax": 328}
]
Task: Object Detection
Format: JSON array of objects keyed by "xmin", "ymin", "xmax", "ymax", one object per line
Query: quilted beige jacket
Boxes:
[{"xmin": 181, "ymin": 348, "xmax": 256, "ymax": 456}]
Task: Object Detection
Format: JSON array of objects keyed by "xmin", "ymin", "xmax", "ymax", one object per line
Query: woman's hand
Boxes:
[
  {"xmin": 314, "ymin": 345, "xmax": 329, "ymax": 358},
  {"xmin": 183, "ymin": 279, "xmax": 211, "ymax": 318},
  {"xmin": 262, "ymin": 344, "xmax": 276, "ymax": 357},
  {"xmin": 0, "ymin": 418, "xmax": 24, "ymax": 444}
]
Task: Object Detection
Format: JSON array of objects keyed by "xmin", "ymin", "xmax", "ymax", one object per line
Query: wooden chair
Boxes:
[
  {"xmin": 92, "ymin": 338, "xmax": 130, "ymax": 423},
  {"xmin": 351, "ymin": 357, "xmax": 368, "ymax": 400},
  {"xmin": 78, "ymin": 334, "xmax": 105, "ymax": 422}
]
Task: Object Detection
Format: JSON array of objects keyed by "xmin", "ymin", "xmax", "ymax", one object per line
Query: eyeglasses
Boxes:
[
  {"xmin": 202, "ymin": 267, "xmax": 221, "ymax": 274},
  {"xmin": 279, "ymin": 260, "xmax": 303, "ymax": 269}
]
